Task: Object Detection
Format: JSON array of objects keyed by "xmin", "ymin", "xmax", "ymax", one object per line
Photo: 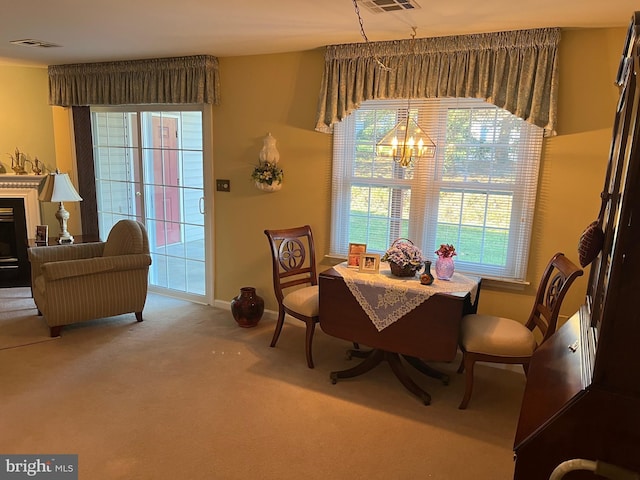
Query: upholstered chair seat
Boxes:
[
  {"xmin": 460, "ymin": 314, "xmax": 537, "ymax": 357},
  {"xmin": 282, "ymin": 285, "xmax": 319, "ymax": 318}
]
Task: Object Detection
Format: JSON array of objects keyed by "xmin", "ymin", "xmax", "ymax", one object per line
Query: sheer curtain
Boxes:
[
  {"xmin": 315, "ymin": 28, "xmax": 560, "ymax": 136},
  {"xmin": 48, "ymin": 55, "xmax": 220, "ymax": 106}
]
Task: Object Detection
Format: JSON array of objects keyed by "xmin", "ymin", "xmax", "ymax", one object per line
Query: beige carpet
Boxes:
[
  {"xmin": 0, "ymin": 287, "xmax": 59, "ymax": 350},
  {"xmin": 0, "ymin": 288, "xmax": 525, "ymax": 479}
]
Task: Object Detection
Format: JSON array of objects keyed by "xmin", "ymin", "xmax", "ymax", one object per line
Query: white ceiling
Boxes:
[{"xmin": 1, "ymin": 0, "xmax": 637, "ymax": 67}]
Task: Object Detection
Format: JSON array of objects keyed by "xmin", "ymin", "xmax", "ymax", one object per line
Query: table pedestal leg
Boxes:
[
  {"xmin": 402, "ymin": 355, "xmax": 450, "ymax": 385},
  {"xmin": 386, "ymin": 352, "xmax": 432, "ymax": 405},
  {"xmin": 331, "ymin": 349, "xmax": 384, "ymax": 382},
  {"xmin": 330, "ymin": 349, "xmax": 432, "ymax": 405},
  {"xmin": 346, "ymin": 347, "xmax": 373, "ymax": 360}
]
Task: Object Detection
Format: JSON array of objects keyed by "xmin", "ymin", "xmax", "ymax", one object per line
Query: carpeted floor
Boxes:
[
  {"xmin": 0, "ymin": 287, "xmax": 59, "ymax": 350},
  {"xmin": 0, "ymin": 288, "xmax": 525, "ymax": 479}
]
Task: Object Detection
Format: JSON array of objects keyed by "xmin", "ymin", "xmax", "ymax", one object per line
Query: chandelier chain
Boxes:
[{"xmin": 351, "ymin": 0, "xmax": 392, "ymax": 71}]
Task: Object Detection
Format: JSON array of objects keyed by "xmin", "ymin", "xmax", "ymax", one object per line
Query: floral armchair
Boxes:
[{"xmin": 28, "ymin": 220, "xmax": 152, "ymax": 337}]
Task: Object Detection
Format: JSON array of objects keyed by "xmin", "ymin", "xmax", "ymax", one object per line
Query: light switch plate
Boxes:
[{"xmin": 216, "ymin": 179, "xmax": 230, "ymax": 192}]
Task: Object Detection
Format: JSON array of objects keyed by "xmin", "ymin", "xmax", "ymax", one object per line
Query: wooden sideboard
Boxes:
[{"xmin": 513, "ymin": 13, "xmax": 640, "ymax": 478}]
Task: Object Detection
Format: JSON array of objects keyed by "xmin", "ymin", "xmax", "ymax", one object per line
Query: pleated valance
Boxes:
[
  {"xmin": 48, "ymin": 55, "xmax": 220, "ymax": 106},
  {"xmin": 315, "ymin": 27, "xmax": 560, "ymax": 135}
]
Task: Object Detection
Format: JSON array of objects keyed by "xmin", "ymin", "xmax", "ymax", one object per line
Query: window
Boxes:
[{"xmin": 331, "ymin": 98, "xmax": 543, "ymax": 282}]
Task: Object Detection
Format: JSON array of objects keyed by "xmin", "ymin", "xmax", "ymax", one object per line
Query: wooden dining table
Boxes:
[{"xmin": 319, "ymin": 263, "xmax": 480, "ymax": 405}]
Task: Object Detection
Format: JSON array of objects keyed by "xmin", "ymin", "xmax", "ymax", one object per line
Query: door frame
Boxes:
[{"xmin": 81, "ymin": 104, "xmax": 214, "ymax": 306}]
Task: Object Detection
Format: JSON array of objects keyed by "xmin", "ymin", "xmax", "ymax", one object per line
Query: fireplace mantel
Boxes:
[
  {"xmin": 0, "ymin": 174, "xmax": 46, "ymax": 240},
  {"xmin": 0, "ymin": 174, "xmax": 46, "ymax": 189}
]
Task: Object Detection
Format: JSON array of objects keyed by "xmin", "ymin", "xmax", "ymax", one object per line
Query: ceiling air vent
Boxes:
[
  {"xmin": 358, "ymin": 0, "xmax": 421, "ymax": 14},
  {"xmin": 9, "ymin": 39, "xmax": 61, "ymax": 48}
]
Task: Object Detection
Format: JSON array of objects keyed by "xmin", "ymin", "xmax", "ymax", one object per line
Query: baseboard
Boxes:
[{"xmin": 213, "ymin": 299, "xmax": 277, "ymax": 320}]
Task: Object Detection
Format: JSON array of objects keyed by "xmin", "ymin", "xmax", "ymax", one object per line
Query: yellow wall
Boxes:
[
  {"xmin": 211, "ymin": 27, "xmax": 626, "ymax": 324},
  {"xmin": 0, "ymin": 65, "xmax": 55, "ymax": 173},
  {"xmin": 477, "ymin": 27, "xmax": 626, "ymax": 322},
  {"xmin": 0, "ymin": 66, "xmax": 78, "ymax": 234},
  {"xmin": 0, "ymin": 26, "xmax": 627, "ymax": 325},
  {"xmin": 212, "ymin": 49, "xmax": 333, "ymax": 308}
]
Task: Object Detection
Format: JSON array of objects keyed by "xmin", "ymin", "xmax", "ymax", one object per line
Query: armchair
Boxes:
[{"xmin": 28, "ymin": 220, "xmax": 152, "ymax": 337}]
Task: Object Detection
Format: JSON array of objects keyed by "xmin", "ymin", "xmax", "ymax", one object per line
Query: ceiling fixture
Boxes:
[
  {"xmin": 351, "ymin": 1, "xmax": 435, "ymax": 167},
  {"xmin": 376, "ymin": 111, "xmax": 436, "ymax": 167},
  {"xmin": 358, "ymin": 0, "xmax": 422, "ymax": 14},
  {"xmin": 376, "ymin": 28, "xmax": 436, "ymax": 167},
  {"xmin": 9, "ymin": 39, "xmax": 61, "ymax": 48}
]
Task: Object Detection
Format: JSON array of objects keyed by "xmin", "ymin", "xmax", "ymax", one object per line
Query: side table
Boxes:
[{"xmin": 29, "ymin": 234, "xmax": 101, "ymax": 247}]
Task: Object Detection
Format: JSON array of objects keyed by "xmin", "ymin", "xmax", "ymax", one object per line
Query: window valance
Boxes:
[
  {"xmin": 48, "ymin": 55, "xmax": 220, "ymax": 106},
  {"xmin": 315, "ymin": 28, "xmax": 560, "ymax": 135}
]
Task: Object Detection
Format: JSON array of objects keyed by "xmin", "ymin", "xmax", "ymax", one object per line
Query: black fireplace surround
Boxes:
[{"xmin": 0, "ymin": 198, "xmax": 30, "ymax": 287}]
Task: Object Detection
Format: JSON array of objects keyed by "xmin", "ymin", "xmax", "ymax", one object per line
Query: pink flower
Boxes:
[{"xmin": 435, "ymin": 244, "xmax": 456, "ymax": 258}]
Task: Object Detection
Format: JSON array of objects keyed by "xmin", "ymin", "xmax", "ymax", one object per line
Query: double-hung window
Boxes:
[{"xmin": 330, "ymin": 98, "xmax": 543, "ymax": 282}]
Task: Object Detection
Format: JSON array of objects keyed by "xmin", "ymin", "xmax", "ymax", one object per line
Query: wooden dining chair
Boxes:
[
  {"xmin": 457, "ymin": 252, "xmax": 583, "ymax": 409},
  {"xmin": 264, "ymin": 225, "xmax": 320, "ymax": 368}
]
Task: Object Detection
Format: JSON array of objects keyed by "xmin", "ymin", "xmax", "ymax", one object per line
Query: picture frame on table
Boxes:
[
  {"xmin": 347, "ymin": 242, "xmax": 367, "ymax": 268},
  {"xmin": 35, "ymin": 225, "xmax": 48, "ymax": 246},
  {"xmin": 359, "ymin": 253, "xmax": 380, "ymax": 274}
]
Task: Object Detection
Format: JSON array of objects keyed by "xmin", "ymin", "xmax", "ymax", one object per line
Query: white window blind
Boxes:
[{"xmin": 331, "ymin": 98, "xmax": 543, "ymax": 282}]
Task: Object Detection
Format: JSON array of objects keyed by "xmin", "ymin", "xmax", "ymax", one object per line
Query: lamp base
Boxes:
[{"xmin": 55, "ymin": 201, "xmax": 74, "ymax": 245}]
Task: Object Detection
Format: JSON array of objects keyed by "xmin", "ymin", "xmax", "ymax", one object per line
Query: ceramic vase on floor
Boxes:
[
  {"xmin": 230, "ymin": 287, "xmax": 265, "ymax": 328},
  {"xmin": 435, "ymin": 256, "xmax": 455, "ymax": 280}
]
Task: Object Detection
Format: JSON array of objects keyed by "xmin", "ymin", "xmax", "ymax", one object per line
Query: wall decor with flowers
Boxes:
[{"xmin": 252, "ymin": 133, "xmax": 283, "ymax": 192}]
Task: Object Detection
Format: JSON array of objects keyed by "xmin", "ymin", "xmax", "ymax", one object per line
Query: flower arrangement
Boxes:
[
  {"xmin": 435, "ymin": 243, "xmax": 457, "ymax": 258},
  {"xmin": 381, "ymin": 239, "xmax": 424, "ymax": 268},
  {"xmin": 251, "ymin": 160, "xmax": 283, "ymax": 186}
]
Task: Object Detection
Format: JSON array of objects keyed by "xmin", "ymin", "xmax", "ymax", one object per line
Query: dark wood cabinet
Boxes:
[{"xmin": 513, "ymin": 13, "xmax": 640, "ymax": 479}]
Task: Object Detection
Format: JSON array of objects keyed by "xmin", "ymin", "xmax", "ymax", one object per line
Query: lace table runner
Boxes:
[{"xmin": 333, "ymin": 262, "xmax": 479, "ymax": 331}]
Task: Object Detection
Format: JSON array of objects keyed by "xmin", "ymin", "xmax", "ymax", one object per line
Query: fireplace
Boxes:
[
  {"xmin": 0, "ymin": 198, "xmax": 29, "ymax": 287},
  {"xmin": 0, "ymin": 174, "xmax": 46, "ymax": 287}
]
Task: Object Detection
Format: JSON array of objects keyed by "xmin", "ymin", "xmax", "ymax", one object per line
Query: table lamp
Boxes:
[{"xmin": 38, "ymin": 169, "xmax": 83, "ymax": 244}]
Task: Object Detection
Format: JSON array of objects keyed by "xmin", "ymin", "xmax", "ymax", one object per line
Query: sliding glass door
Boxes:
[{"xmin": 91, "ymin": 106, "xmax": 210, "ymax": 303}]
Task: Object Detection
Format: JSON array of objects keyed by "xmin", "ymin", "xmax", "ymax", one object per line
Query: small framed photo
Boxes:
[
  {"xmin": 348, "ymin": 243, "xmax": 367, "ymax": 268},
  {"xmin": 359, "ymin": 253, "xmax": 380, "ymax": 274},
  {"xmin": 35, "ymin": 225, "xmax": 48, "ymax": 246}
]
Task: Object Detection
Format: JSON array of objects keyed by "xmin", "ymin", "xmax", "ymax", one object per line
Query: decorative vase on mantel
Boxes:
[
  {"xmin": 435, "ymin": 256, "xmax": 455, "ymax": 281},
  {"xmin": 230, "ymin": 287, "xmax": 265, "ymax": 328}
]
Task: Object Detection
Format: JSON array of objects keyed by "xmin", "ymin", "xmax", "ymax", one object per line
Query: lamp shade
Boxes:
[{"xmin": 39, "ymin": 171, "xmax": 82, "ymax": 202}]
